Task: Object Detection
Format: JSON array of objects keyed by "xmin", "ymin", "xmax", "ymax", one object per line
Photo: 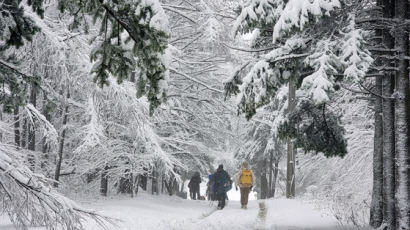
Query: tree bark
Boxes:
[
  {"xmin": 180, "ymin": 179, "xmax": 185, "ymax": 193},
  {"xmin": 370, "ymin": 73, "xmax": 384, "ymax": 228},
  {"xmin": 286, "ymin": 76, "xmax": 296, "ymax": 198},
  {"xmin": 394, "ymin": 0, "xmax": 410, "ymax": 227},
  {"xmin": 0, "ymin": 110, "xmax": 3, "ymax": 142},
  {"xmin": 268, "ymin": 150, "xmax": 274, "ymax": 198},
  {"xmin": 54, "ymin": 90, "xmax": 70, "ymax": 187},
  {"xmin": 21, "ymin": 118, "xmax": 27, "ymax": 149},
  {"xmin": 140, "ymin": 174, "xmax": 147, "ymax": 191},
  {"xmin": 27, "ymin": 84, "xmax": 37, "ymax": 170},
  {"xmin": 118, "ymin": 176, "xmax": 132, "ymax": 194},
  {"xmin": 100, "ymin": 166, "xmax": 109, "ymax": 196},
  {"xmin": 260, "ymin": 159, "xmax": 268, "ymax": 199},
  {"xmin": 370, "ymin": 3, "xmax": 385, "ymax": 223},
  {"xmin": 41, "ymin": 94, "xmax": 51, "ymax": 170},
  {"xmin": 372, "ymin": 0, "xmax": 397, "ymax": 228},
  {"xmin": 14, "ymin": 107, "xmax": 20, "ymax": 148},
  {"xmin": 382, "ymin": 67, "xmax": 396, "ymax": 230},
  {"xmin": 272, "ymin": 161, "xmax": 279, "ymax": 198},
  {"xmin": 163, "ymin": 179, "xmax": 173, "ymax": 196}
]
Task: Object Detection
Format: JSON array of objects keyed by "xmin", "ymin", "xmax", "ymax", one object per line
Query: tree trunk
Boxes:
[
  {"xmin": 131, "ymin": 174, "xmax": 139, "ymax": 198},
  {"xmin": 0, "ymin": 110, "xmax": 3, "ymax": 142},
  {"xmin": 370, "ymin": 73, "xmax": 384, "ymax": 228},
  {"xmin": 286, "ymin": 77, "xmax": 296, "ymax": 198},
  {"xmin": 140, "ymin": 174, "xmax": 147, "ymax": 191},
  {"xmin": 135, "ymin": 174, "xmax": 140, "ymax": 195},
  {"xmin": 41, "ymin": 94, "xmax": 51, "ymax": 169},
  {"xmin": 260, "ymin": 159, "xmax": 268, "ymax": 199},
  {"xmin": 394, "ymin": 0, "xmax": 410, "ymax": 227},
  {"xmin": 21, "ymin": 118, "xmax": 27, "ymax": 149},
  {"xmin": 272, "ymin": 161, "xmax": 279, "ymax": 198},
  {"xmin": 152, "ymin": 172, "xmax": 156, "ymax": 195},
  {"xmin": 382, "ymin": 72, "xmax": 396, "ymax": 229},
  {"xmin": 27, "ymin": 84, "xmax": 37, "ymax": 170},
  {"xmin": 118, "ymin": 176, "xmax": 132, "ymax": 194},
  {"xmin": 54, "ymin": 90, "xmax": 70, "ymax": 187},
  {"xmin": 268, "ymin": 150, "xmax": 274, "ymax": 198},
  {"xmin": 163, "ymin": 179, "xmax": 173, "ymax": 195},
  {"xmin": 100, "ymin": 166, "xmax": 109, "ymax": 196},
  {"xmin": 14, "ymin": 107, "xmax": 20, "ymax": 148},
  {"xmin": 180, "ymin": 180, "xmax": 185, "ymax": 193}
]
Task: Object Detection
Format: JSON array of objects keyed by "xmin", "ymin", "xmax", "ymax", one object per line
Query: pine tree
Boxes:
[
  {"xmin": 226, "ymin": 0, "xmax": 371, "ymax": 198},
  {"xmin": 58, "ymin": 0, "xmax": 170, "ymax": 113}
]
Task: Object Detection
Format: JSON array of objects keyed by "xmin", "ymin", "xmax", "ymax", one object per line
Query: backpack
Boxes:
[
  {"xmin": 240, "ymin": 169, "xmax": 252, "ymax": 186},
  {"xmin": 215, "ymin": 171, "xmax": 231, "ymax": 193},
  {"xmin": 224, "ymin": 179, "xmax": 232, "ymax": 192}
]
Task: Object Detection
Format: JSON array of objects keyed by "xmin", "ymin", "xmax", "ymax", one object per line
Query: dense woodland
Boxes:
[{"xmin": 0, "ymin": 0, "xmax": 410, "ymax": 229}]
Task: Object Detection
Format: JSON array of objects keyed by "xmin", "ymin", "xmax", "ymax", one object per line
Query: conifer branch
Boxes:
[
  {"xmin": 222, "ymin": 43, "xmax": 278, "ymax": 53},
  {"xmin": 169, "ymin": 67, "xmax": 223, "ymax": 93}
]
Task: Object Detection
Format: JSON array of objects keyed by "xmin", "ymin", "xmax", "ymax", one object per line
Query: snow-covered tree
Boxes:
[
  {"xmin": 226, "ymin": 0, "xmax": 373, "ymax": 198},
  {"xmin": 56, "ymin": 0, "xmax": 170, "ymax": 112}
]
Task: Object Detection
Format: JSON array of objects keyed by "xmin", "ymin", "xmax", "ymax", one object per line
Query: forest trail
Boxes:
[
  {"xmin": 0, "ymin": 193, "xmax": 369, "ymax": 230},
  {"xmin": 78, "ymin": 193, "xmax": 367, "ymax": 230}
]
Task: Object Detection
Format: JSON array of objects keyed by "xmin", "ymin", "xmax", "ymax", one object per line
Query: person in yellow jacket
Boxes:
[{"xmin": 234, "ymin": 161, "xmax": 255, "ymax": 209}]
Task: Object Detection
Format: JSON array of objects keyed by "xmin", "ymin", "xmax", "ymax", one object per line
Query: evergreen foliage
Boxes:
[
  {"xmin": 226, "ymin": 0, "xmax": 371, "ymax": 158},
  {"xmin": 277, "ymin": 100, "xmax": 347, "ymax": 157},
  {"xmin": 0, "ymin": 0, "xmax": 46, "ymax": 48},
  {"xmin": 58, "ymin": 0, "xmax": 170, "ymax": 113},
  {"xmin": 228, "ymin": 0, "xmax": 373, "ymax": 118},
  {"xmin": 0, "ymin": 0, "xmax": 44, "ymax": 112}
]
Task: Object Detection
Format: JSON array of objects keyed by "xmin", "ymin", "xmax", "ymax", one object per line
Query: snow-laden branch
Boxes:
[
  {"xmin": 0, "ymin": 144, "xmax": 114, "ymax": 229},
  {"xmin": 169, "ymin": 67, "xmax": 224, "ymax": 93},
  {"xmin": 24, "ymin": 103, "xmax": 58, "ymax": 147},
  {"xmin": 222, "ymin": 42, "xmax": 278, "ymax": 53},
  {"xmin": 163, "ymin": 6, "xmax": 197, "ymax": 24}
]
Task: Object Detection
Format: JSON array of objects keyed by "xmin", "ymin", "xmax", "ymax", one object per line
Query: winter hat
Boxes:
[
  {"xmin": 217, "ymin": 164, "xmax": 224, "ymax": 171},
  {"xmin": 242, "ymin": 161, "xmax": 249, "ymax": 169}
]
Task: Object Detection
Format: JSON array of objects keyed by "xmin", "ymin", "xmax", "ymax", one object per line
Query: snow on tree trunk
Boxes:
[
  {"xmin": 370, "ymin": 74, "xmax": 384, "ymax": 228},
  {"xmin": 382, "ymin": 70, "xmax": 396, "ymax": 229},
  {"xmin": 54, "ymin": 90, "xmax": 70, "ymax": 187},
  {"xmin": 28, "ymin": 84, "xmax": 37, "ymax": 170},
  {"xmin": 394, "ymin": 0, "xmax": 410, "ymax": 227},
  {"xmin": 14, "ymin": 107, "xmax": 20, "ymax": 147},
  {"xmin": 41, "ymin": 94, "xmax": 51, "ymax": 169},
  {"xmin": 286, "ymin": 77, "xmax": 296, "ymax": 198}
]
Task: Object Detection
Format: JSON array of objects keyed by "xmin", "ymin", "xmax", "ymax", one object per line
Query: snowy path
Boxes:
[
  {"xmin": 80, "ymin": 194, "xmax": 363, "ymax": 230},
  {"xmin": 0, "ymin": 194, "xmax": 369, "ymax": 230}
]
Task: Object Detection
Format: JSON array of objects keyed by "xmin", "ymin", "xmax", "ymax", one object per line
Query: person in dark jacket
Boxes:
[
  {"xmin": 212, "ymin": 164, "xmax": 232, "ymax": 209},
  {"xmin": 188, "ymin": 172, "xmax": 201, "ymax": 200},
  {"xmin": 206, "ymin": 174, "xmax": 213, "ymax": 201}
]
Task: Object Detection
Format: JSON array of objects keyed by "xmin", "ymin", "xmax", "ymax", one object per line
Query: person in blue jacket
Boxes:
[{"xmin": 212, "ymin": 164, "xmax": 232, "ymax": 209}]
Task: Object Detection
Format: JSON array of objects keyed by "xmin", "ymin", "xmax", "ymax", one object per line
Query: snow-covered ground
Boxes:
[{"xmin": 0, "ymin": 192, "xmax": 370, "ymax": 230}]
